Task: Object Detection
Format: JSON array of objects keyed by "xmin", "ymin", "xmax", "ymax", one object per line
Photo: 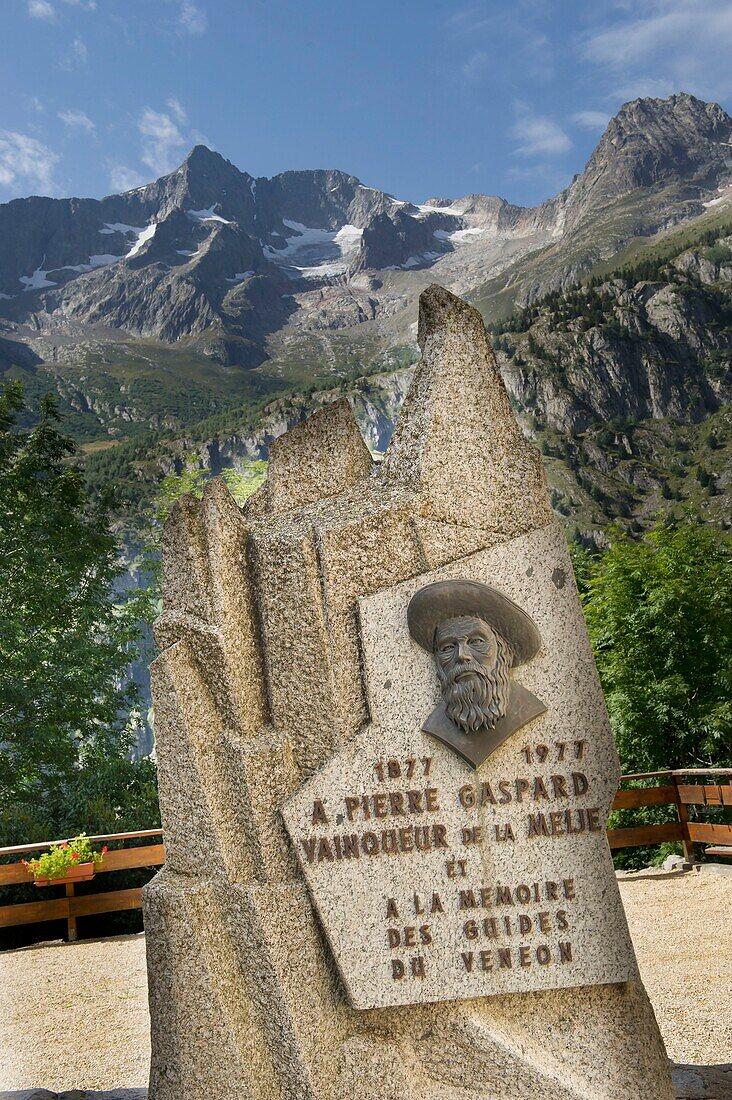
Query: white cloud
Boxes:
[
  {"xmin": 108, "ymin": 164, "xmax": 146, "ymax": 192},
  {"xmin": 572, "ymin": 110, "xmax": 610, "ymax": 131},
  {"xmin": 462, "ymin": 51, "xmax": 489, "ymax": 82},
  {"xmin": 27, "ymin": 0, "xmax": 96, "ymax": 18},
  {"xmin": 58, "ymin": 108, "xmax": 95, "ymax": 134},
  {"xmin": 512, "ymin": 108, "xmax": 571, "ymax": 157},
  {"xmin": 450, "ymin": 6, "xmax": 554, "ymax": 85},
  {"xmin": 27, "ymin": 0, "xmax": 55, "ymax": 19},
  {"xmin": 71, "ymin": 35, "xmax": 88, "ymax": 62},
  {"xmin": 584, "ymin": 0, "xmax": 732, "ymax": 102},
  {"xmin": 139, "ymin": 104, "xmax": 187, "ymax": 175},
  {"xmin": 166, "ymin": 96, "xmax": 186, "ymax": 124},
  {"xmin": 177, "ymin": 1, "xmax": 207, "ymax": 35},
  {"xmin": 60, "ymin": 35, "xmax": 88, "ymax": 69},
  {"xmin": 0, "ymin": 131, "xmax": 58, "ymax": 195}
]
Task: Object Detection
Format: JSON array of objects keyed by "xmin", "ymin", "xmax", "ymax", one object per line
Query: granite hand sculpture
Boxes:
[{"xmin": 408, "ymin": 579, "xmax": 547, "ymax": 768}]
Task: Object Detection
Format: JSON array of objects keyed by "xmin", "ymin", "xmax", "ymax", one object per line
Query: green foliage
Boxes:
[
  {"xmin": 577, "ymin": 520, "xmax": 732, "ymax": 773},
  {"xmin": 573, "ymin": 520, "xmax": 732, "ymax": 869},
  {"xmin": 0, "ymin": 383, "xmax": 159, "ymax": 845},
  {"xmin": 133, "ymin": 456, "xmax": 268, "ymax": 637},
  {"xmin": 24, "ymin": 834, "xmax": 106, "ymax": 881},
  {"xmin": 152, "ymin": 459, "xmax": 267, "ymax": 529},
  {"xmin": 701, "ymin": 243, "xmax": 732, "ymax": 264}
]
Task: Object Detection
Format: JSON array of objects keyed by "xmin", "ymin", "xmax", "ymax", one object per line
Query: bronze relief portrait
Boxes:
[{"xmin": 407, "ymin": 580, "xmax": 547, "ymax": 769}]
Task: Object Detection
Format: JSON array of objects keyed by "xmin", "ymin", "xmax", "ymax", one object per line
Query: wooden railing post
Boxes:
[
  {"xmin": 65, "ymin": 882, "xmax": 77, "ymax": 942},
  {"xmin": 672, "ymin": 771, "xmax": 694, "ymax": 864}
]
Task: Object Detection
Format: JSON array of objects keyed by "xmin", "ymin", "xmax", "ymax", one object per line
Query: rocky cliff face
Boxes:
[
  {"xmin": 499, "ymin": 278, "xmax": 731, "ymax": 434},
  {"xmin": 473, "ymin": 93, "xmax": 732, "ymax": 314}
]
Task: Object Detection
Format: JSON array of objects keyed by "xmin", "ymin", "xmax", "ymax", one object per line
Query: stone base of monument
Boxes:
[{"xmin": 142, "ymin": 286, "xmax": 677, "ymax": 1100}]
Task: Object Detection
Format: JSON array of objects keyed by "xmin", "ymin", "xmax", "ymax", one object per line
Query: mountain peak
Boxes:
[
  {"xmin": 572, "ymin": 92, "xmax": 732, "ymax": 207},
  {"xmin": 144, "ymin": 144, "xmax": 255, "ymax": 223},
  {"xmin": 610, "ymin": 91, "xmax": 731, "ymax": 135},
  {"xmin": 180, "ymin": 144, "xmax": 238, "ymax": 173}
]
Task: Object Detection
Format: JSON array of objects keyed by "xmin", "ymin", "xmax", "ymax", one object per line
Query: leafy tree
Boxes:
[
  {"xmin": 576, "ymin": 520, "xmax": 731, "ymax": 773},
  {"xmin": 0, "ymin": 383, "xmax": 158, "ymax": 844}
]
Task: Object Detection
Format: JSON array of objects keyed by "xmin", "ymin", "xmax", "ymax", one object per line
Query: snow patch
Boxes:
[
  {"xmin": 401, "ymin": 251, "xmax": 442, "ymax": 269},
  {"xmin": 99, "ymin": 222, "xmax": 143, "ymax": 236},
  {"xmin": 0, "ymin": 292, "xmax": 14, "ymax": 300},
  {"xmin": 20, "ymin": 266, "xmax": 57, "ymax": 291},
  {"xmin": 227, "ymin": 270, "xmax": 255, "ymax": 283},
  {"xmin": 187, "ymin": 205, "xmax": 233, "ymax": 224},
  {"xmin": 408, "ymin": 203, "xmax": 460, "ymax": 219},
  {"xmin": 30, "ymin": 224, "xmax": 155, "ymax": 280},
  {"xmin": 250, "ymin": 180, "xmax": 257, "ymax": 201},
  {"xmin": 60, "ymin": 254, "xmax": 125, "ymax": 272},
  {"xmin": 702, "ymin": 183, "xmax": 732, "ymax": 209},
  {"xmin": 126, "ymin": 222, "xmax": 157, "ymax": 258},
  {"xmin": 262, "ymin": 220, "xmax": 363, "ymax": 279},
  {"xmin": 433, "ymin": 226, "xmax": 490, "ymax": 244},
  {"xmin": 176, "ymin": 248, "xmax": 198, "ymax": 257}
]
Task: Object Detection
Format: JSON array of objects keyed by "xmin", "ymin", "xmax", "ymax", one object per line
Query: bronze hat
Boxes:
[{"xmin": 407, "ymin": 579, "xmax": 542, "ymax": 666}]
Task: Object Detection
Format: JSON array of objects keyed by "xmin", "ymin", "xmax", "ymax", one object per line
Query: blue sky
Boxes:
[{"xmin": 2, "ymin": 0, "xmax": 732, "ymax": 208}]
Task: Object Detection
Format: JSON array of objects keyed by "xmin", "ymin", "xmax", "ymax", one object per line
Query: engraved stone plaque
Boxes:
[{"xmin": 282, "ymin": 524, "xmax": 637, "ymax": 1010}]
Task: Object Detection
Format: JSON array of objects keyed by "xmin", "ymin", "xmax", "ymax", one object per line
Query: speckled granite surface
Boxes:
[{"xmin": 142, "ymin": 285, "xmax": 675, "ymax": 1099}]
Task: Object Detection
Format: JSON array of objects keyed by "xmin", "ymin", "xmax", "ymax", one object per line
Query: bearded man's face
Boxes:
[{"xmin": 434, "ymin": 615, "xmax": 514, "ymax": 734}]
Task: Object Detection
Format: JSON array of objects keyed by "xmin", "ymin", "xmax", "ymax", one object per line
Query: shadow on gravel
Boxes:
[
  {"xmin": 672, "ymin": 1062, "xmax": 732, "ymax": 1099},
  {"xmin": 0, "ymin": 1091, "xmax": 148, "ymax": 1099},
  {"xmin": 2, "ymin": 1065, "xmax": 729, "ymax": 1100}
]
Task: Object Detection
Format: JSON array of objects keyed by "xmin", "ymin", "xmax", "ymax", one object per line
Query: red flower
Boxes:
[
  {"xmin": 102, "ymin": 846, "xmax": 108, "ymax": 854},
  {"xmin": 71, "ymin": 852, "xmax": 79, "ymax": 860},
  {"xmin": 60, "ymin": 842, "xmax": 69, "ymax": 849}
]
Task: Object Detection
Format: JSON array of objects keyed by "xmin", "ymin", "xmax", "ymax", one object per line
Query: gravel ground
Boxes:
[
  {"xmin": 619, "ymin": 868, "xmax": 732, "ymax": 1067},
  {"xmin": 0, "ymin": 933, "xmax": 150, "ymax": 1093},
  {"xmin": 0, "ymin": 871, "xmax": 730, "ymax": 1095}
]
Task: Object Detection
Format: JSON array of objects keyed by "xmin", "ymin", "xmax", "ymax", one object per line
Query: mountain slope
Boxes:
[{"xmin": 472, "ymin": 93, "xmax": 732, "ymax": 316}]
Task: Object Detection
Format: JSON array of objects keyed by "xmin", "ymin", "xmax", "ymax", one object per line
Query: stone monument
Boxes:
[{"xmin": 143, "ymin": 285, "xmax": 674, "ymax": 1099}]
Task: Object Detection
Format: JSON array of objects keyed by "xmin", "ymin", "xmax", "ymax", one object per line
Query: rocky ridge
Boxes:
[{"xmin": 1, "ymin": 93, "xmax": 730, "ymax": 405}]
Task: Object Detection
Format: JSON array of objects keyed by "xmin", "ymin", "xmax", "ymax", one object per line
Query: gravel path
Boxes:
[{"xmin": 0, "ymin": 871, "xmax": 730, "ymax": 1095}]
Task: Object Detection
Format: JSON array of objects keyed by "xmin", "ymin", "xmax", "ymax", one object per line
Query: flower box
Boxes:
[
  {"xmin": 33, "ymin": 860, "xmax": 97, "ymax": 887},
  {"xmin": 23, "ymin": 834, "xmax": 107, "ymax": 887}
]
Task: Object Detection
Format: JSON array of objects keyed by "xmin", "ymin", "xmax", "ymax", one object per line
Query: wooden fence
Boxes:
[
  {"xmin": 1, "ymin": 769, "xmax": 730, "ymax": 943},
  {"xmin": 607, "ymin": 768, "xmax": 732, "ymax": 861},
  {"xmin": 0, "ymin": 830, "xmax": 164, "ymax": 943}
]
